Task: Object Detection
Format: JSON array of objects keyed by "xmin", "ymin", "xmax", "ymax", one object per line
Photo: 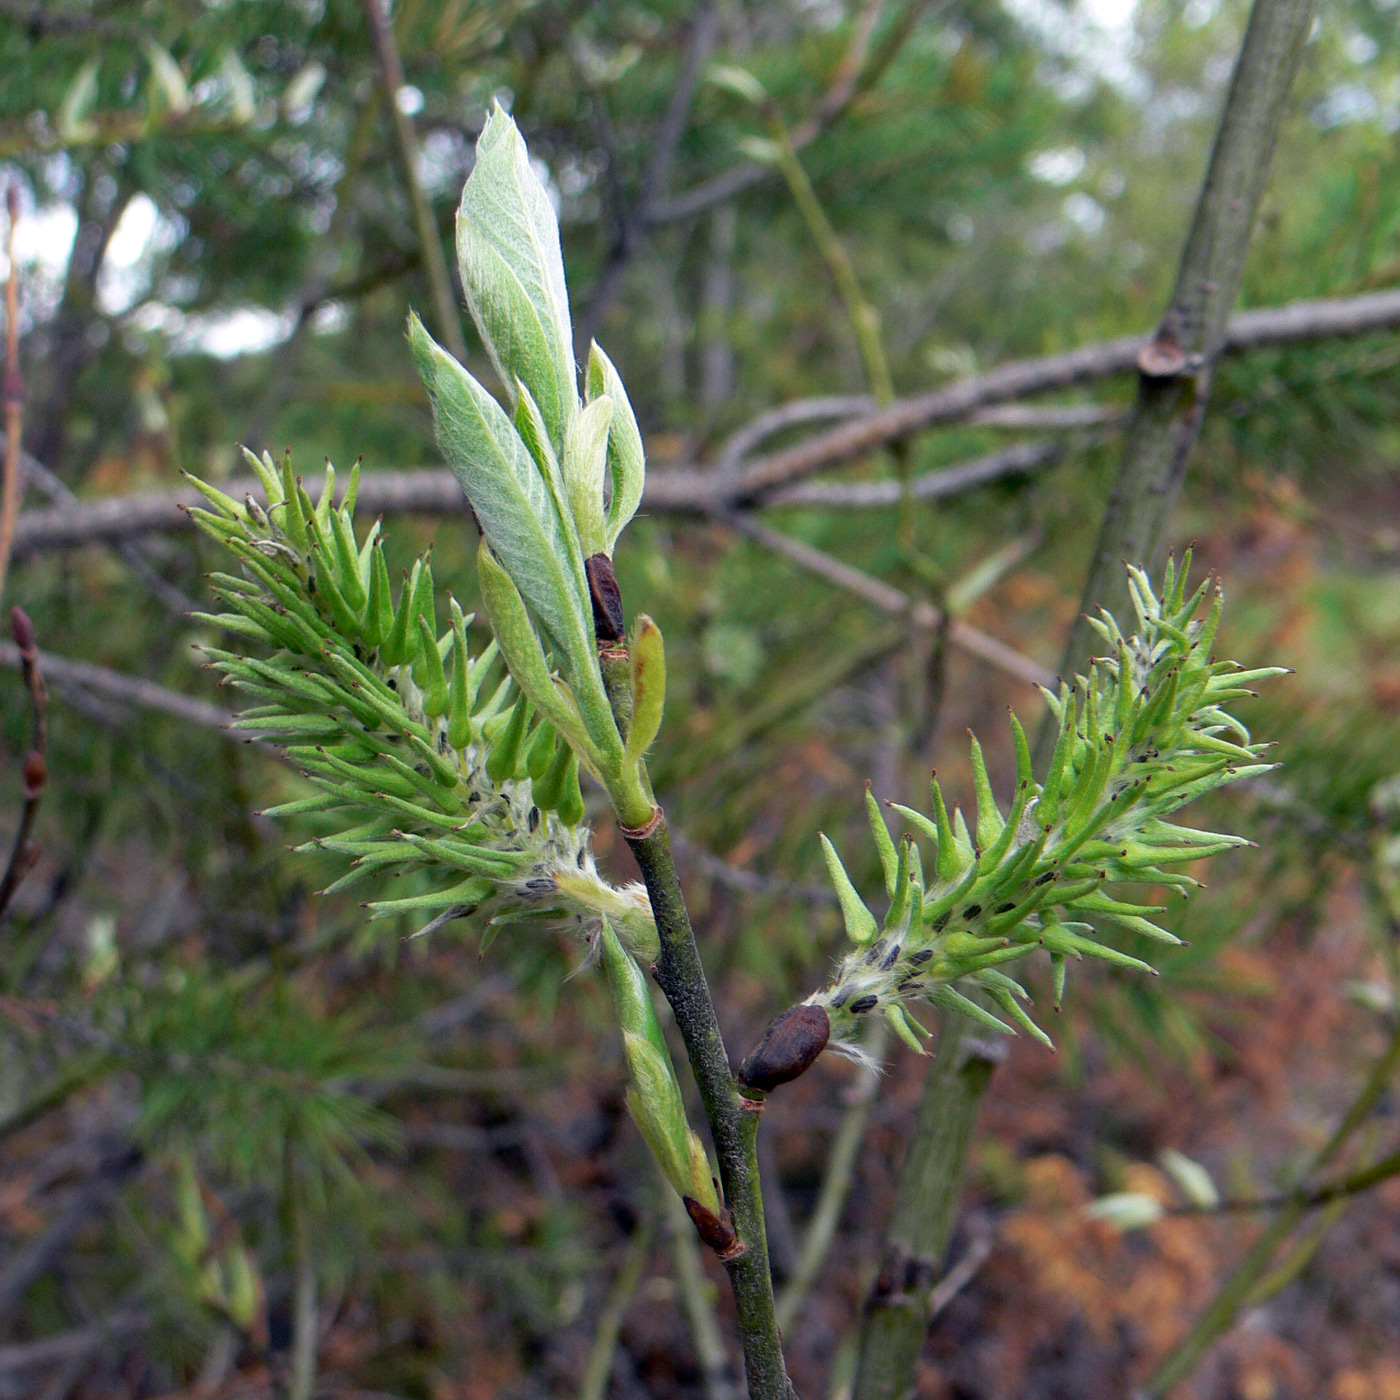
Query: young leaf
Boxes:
[
  {"xmin": 455, "ymin": 104, "xmax": 579, "ymax": 448},
  {"xmin": 625, "ymin": 616, "xmax": 665, "ymax": 767},
  {"xmin": 563, "ymin": 394, "xmax": 613, "ymax": 557},
  {"xmin": 410, "ymin": 313, "xmax": 593, "ymax": 678},
  {"xmin": 586, "ymin": 342, "xmax": 647, "ymax": 555}
]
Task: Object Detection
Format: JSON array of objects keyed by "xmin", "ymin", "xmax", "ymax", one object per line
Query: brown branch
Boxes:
[
  {"xmin": 724, "ymin": 287, "xmax": 1400, "ymax": 501},
  {"xmin": 724, "ymin": 514, "xmax": 1054, "ymax": 689},
  {"xmin": 6, "ymin": 287, "xmax": 1400, "ymax": 558},
  {"xmin": 0, "ymin": 608, "xmax": 47, "ymax": 916},
  {"xmin": 0, "ymin": 640, "xmax": 235, "ymax": 735},
  {"xmin": 763, "ymin": 436, "xmax": 1074, "ymax": 508},
  {"xmin": 362, "ymin": 0, "xmax": 468, "ymax": 361}
]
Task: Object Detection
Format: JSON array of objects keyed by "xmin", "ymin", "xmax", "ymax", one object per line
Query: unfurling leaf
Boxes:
[
  {"xmin": 563, "ymin": 394, "xmax": 613, "ymax": 557},
  {"xmin": 456, "ymin": 103, "xmax": 578, "ymax": 448},
  {"xmin": 585, "ymin": 342, "xmax": 647, "ymax": 555}
]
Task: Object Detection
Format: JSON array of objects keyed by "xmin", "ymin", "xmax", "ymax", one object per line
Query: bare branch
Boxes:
[
  {"xmin": 7, "ymin": 288, "xmax": 1400, "ymax": 558},
  {"xmin": 0, "ymin": 186, "xmax": 22, "ymax": 599},
  {"xmin": 1056, "ymin": 0, "xmax": 1321, "ymax": 685},
  {"xmin": 723, "ymin": 514, "xmax": 1054, "ymax": 689},
  {"xmin": 363, "ymin": 0, "xmax": 468, "ymax": 361},
  {"xmin": 0, "ymin": 607, "xmax": 47, "ymax": 917},
  {"xmin": 727, "ymin": 288, "xmax": 1400, "ymax": 501},
  {"xmin": 7, "ymin": 439, "xmax": 195, "ymax": 614},
  {"xmin": 0, "ymin": 641, "xmax": 235, "ymax": 734},
  {"xmin": 764, "ymin": 437, "xmax": 1072, "ymax": 509}
]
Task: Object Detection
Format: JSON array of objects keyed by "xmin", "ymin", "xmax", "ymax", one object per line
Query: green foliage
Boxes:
[
  {"xmin": 186, "ymin": 449, "xmax": 658, "ymax": 960},
  {"xmin": 811, "ymin": 555, "xmax": 1284, "ymax": 1054}
]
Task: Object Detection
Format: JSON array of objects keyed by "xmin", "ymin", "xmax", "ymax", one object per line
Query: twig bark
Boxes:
[
  {"xmin": 0, "ymin": 641, "xmax": 233, "ymax": 733},
  {"xmin": 7, "ymin": 438, "xmax": 195, "ymax": 614},
  {"xmin": 623, "ymin": 817, "xmax": 794, "ymax": 1400},
  {"xmin": 362, "ymin": 0, "xmax": 467, "ymax": 362},
  {"xmin": 721, "ymin": 287, "xmax": 1400, "ymax": 504},
  {"xmin": 8, "ymin": 288, "xmax": 1400, "ymax": 557},
  {"xmin": 0, "ymin": 609, "xmax": 48, "ymax": 915},
  {"xmin": 851, "ymin": 1016, "xmax": 1004, "ymax": 1400},
  {"xmin": 1054, "ymin": 0, "xmax": 1320, "ymax": 689},
  {"xmin": 764, "ymin": 436, "xmax": 1073, "ymax": 509}
]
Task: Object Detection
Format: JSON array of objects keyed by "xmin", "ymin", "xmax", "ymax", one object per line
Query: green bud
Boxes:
[
  {"xmin": 415, "ymin": 613, "xmax": 449, "ymax": 719},
  {"xmin": 532, "ymin": 737, "xmax": 577, "ymax": 814},
  {"xmin": 485, "ymin": 698, "xmax": 532, "ymax": 784},
  {"xmin": 526, "ymin": 720, "xmax": 558, "ymax": 782},
  {"xmin": 379, "ymin": 563, "xmax": 417, "ymax": 668},
  {"xmin": 819, "ymin": 835, "xmax": 879, "ymax": 945}
]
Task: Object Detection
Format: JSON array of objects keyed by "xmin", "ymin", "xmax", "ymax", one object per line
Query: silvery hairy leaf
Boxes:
[
  {"xmin": 410, "ymin": 313, "xmax": 591, "ymax": 679},
  {"xmin": 457, "ymin": 104, "xmax": 579, "ymax": 449},
  {"xmin": 586, "ymin": 342, "xmax": 647, "ymax": 555},
  {"xmin": 563, "ymin": 394, "xmax": 613, "ymax": 558}
]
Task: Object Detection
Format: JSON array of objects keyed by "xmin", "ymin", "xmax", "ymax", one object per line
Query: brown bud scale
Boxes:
[
  {"xmin": 585, "ymin": 553, "xmax": 625, "ymax": 643},
  {"xmin": 683, "ymin": 1195, "xmax": 745, "ymax": 1261},
  {"xmin": 736, "ymin": 1003, "xmax": 830, "ymax": 1092},
  {"xmin": 22, "ymin": 751, "xmax": 46, "ymax": 797}
]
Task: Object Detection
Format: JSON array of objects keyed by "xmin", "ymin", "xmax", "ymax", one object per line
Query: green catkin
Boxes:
[{"xmin": 807, "ymin": 564, "xmax": 1283, "ymax": 1056}]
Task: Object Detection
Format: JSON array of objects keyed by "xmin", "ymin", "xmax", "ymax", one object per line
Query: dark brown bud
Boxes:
[
  {"xmin": 736, "ymin": 1003, "xmax": 830, "ymax": 1093},
  {"xmin": 683, "ymin": 1195, "xmax": 745, "ymax": 1261},
  {"xmin": 22, "ymin": 751, "xmax": 46, "ymax": 798},
  {"xmin": 585, "ymin": 553, "xmax": 625, "ymax": 644},
  {"xmin": 10, "ymin": 606, "xmax": 35, "ymax": 655}
]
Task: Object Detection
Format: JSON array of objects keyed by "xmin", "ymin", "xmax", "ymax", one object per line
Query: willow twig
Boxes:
[
  {"xmin": 851, "ymin": 1016, "xmax": 1004, "ymax": 1400},
  {"xmin": 580, "ymin": 1214, "xmax": 656, "ymax": 1400},
  {"xmin": 362, "ymin": 0, "xmax": 467, "ymax": 362},
  {"xmin": 1053, "ymin": 0, "xmax": 1320, "ymax": 695},
  {"xmin": 623, "ymin": 817, "xmax": 793, "ymax": 1400},
  {"xmin": 0, "ymin": 613, "xmax": 46, "ymax": 920}
]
